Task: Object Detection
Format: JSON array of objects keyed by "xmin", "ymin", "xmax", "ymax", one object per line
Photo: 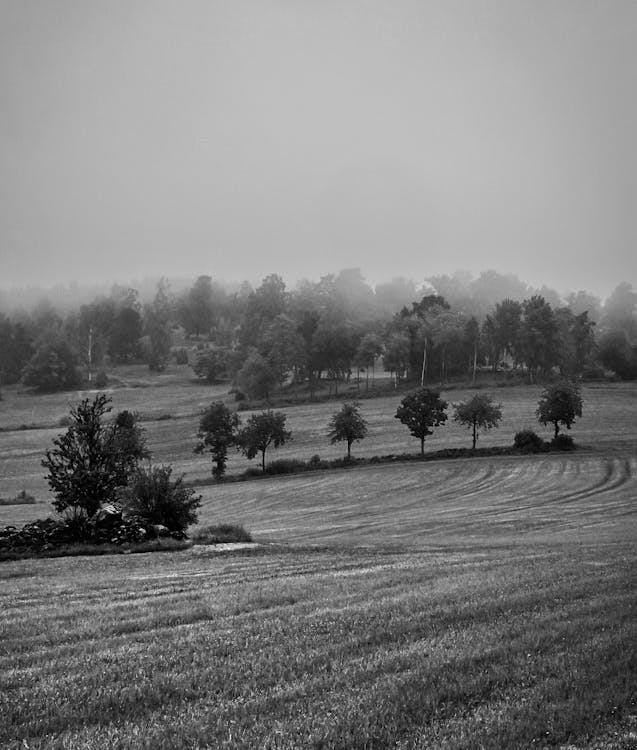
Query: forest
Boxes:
[{"xmin": 1, "ymin": 268, "xmax": 636, "ymax": 398}]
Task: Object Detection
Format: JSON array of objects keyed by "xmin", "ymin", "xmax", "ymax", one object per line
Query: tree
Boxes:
[
  {"xmin": 395, "ymin": 388, "xmax": 448, "ymax": 455},
  {"xmin": 109, "ymin": 304, "xmax": 142, "ymax": 362},
  {"xmin": 192, "ymin": 348, "xmax": 229, "ymax": 384},
  {"xmin": 144, "ymin": 278, "xmax": 173, "ymax": 371},
  {"xmin": 236, "ymin": 349, "xmax": 277, "ymax": 400},
  {"xmin": 354, "ymin": 333, "xmax": 384, "ymax": 391},
  {"xmin": 42, "ymin": 394, "xmax": 148, "ymax": 521},
  {"xmin": 453, "ymin": 393, "xmax": 503, "ymax": 449},
  {"xmin": 327, "ymin": 401, "xmax": 368, "ymax": 459},
  {"xmin": 237, "ymin": 410, "xmax": 291, "ymax": 472},
  {"xmin": 119, "ymin": 465, "xmax": 201, "ymax": 533},
  {"xmin": 536, "ymin": 380, "xmax": 583, "ymax": 441},
  {"xmin": 517, "ymin": 296, "xmax": 559, "ymax": 381},
  {"xmin": 22, "ymin": 338, "xmax": 81, "ymax": 392},
  {"xmin": 195, "ymin": 402, "xmax": 241, "ymax": 479}
]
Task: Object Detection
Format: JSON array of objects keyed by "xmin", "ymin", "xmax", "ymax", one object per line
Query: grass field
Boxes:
[{"xmin": 1, "ymin": 369, "xmax": 636, "ymax": 748}]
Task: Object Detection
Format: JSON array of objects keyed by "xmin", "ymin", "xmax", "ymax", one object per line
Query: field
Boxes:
[{"xmin": 1, "ymin": 369, "xmax": 637, "ymax": 748}]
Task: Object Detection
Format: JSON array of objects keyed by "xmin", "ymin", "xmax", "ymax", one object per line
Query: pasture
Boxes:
[{"xmin": 1, "ymin": 369, "xmax": 636, "ymax": 748}]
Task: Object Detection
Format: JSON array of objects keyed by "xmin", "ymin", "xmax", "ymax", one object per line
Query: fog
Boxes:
[{"xmin": 2, "ymin": 2, "xmax": 636, "ymax": 299}]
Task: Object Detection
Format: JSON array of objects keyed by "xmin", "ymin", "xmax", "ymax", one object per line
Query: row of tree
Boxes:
[
  {"xmin": 196, "ymin": 380, "xmax": 583, "ymax": 475},
  {"xmin": 2, "ymin": 270, "xmax": 636, "ymax": 393}
]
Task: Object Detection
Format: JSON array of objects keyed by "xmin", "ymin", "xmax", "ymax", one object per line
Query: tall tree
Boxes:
[
  {"xmin": 42, "ymin": 395, "xmax": 148, "ymax": 522},
  {"xmin": 395, "ymin": 388, "xmax": 448, "ymax": 455},
  {"xmin": 237, "ymin": 410, "xmax": 291, "ymax": 472},
  {"xmin": 536, "ymin": 380, "xmax": 583, "ymax": 441},
  {"xmin": 453, "ymin": 393, "xmax": 502, "ymax": 449},
  {"xmin": 195, "ymin": 402, "xmax": 241, "ymax": 479},
  {"xmin": 517, "ymin": 296, "xmax": 559, "ymax": 381},
  {"xmin": 327, "ymin": 401, "xmax": 368, "ymax": 459},
  {"xmin": 144, "ymin": 278, "xmax": 173, "ymax": 371}
]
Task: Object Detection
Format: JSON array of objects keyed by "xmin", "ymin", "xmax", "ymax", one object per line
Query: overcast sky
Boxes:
[{"xmin": 1, "ymin": 0, "xmax": 636, "ymax": 299}]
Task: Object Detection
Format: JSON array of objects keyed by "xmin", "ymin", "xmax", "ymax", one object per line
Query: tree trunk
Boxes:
[
  {"xmin": 261, "ymin": 450, "xmax": 266, "ymax": 473},
  {"xmin": 420, "ymin": 437, "xmax": 425, "ymax": 455},
  {"xmin": 347, "ymin": 440, "xmax": 352, "ymax": 459},
  {"xmin": 421, "ymin": 337, "xmax": 428, "ymax": 386},
  {"xmin": 554, "ymin": 422, "xmax": 559, "ymax": 440},
  {"xmin": 472, "ymin": 422, "xmax": 477, "ymax": 449}
]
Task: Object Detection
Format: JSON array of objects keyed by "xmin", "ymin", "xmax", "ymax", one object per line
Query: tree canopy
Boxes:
[
  {"xmin": 237, "ymin": 410, "xmax": 291, "ymax": 472},
  {"xmin": 195, "ymin": 402, "xmax": 241, "ymax": 479},
  {"xmin": 327, "ymin": 401, "xmax": 368, "ymax": 459},
  {"xmin": 536, "ymin": 380, "xmax": 583, "ymax": 441},
  {"xmin": 453, "ymin": 393, "xmax": 503, "ymax": 449},
  {"xmin": 395, "ymin": 388, "xmax": 448, "ymax": 455}
]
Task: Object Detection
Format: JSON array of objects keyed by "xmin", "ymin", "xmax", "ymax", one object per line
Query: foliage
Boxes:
[
  {"xmin": 237, "ymin": 410, "xmax": 291, "ymax": 472},
  {"xmin": 119, "ymin": 464, "xmax": 201, "ymax": 533},
  {"xmin": 0, "ymin": 490, "xmax": 37, "ymax": 506},
  {"xmin": 22, "ymin": 338, "xmax": 81, "ymax": 392},
  {"xmin": 192, "ymin": 348, "xmax": 229, "ymax": 383},
  {"xmin": 536, "ymin": 380, "xmax": 583, "ymax": 440},
  {"xmin": 108, "ymin": 304, "xmax": 143, "ymax": 362},
  {"xmin": 327, "ymin": 401, "xmax": 368, "ymax": 459},
  {"xmin": 236, "ymin": 349, "xmax": 277, "ymax": 400},
  {"xmin": 395, "ymin": 388, "xmax": 448, "ymax": 454},
  {"xmin": 517, "ymin": 296, "xmax": 559, "ymax": 381},
  {"xmin": 550, "ymin": 433, "xmax": 575, "ymax": 451},
  {"xmin": 598, "ymin": 330, "xmax": 637, "ymax": 380},
  {"xmin": 190, "ymin": 523, "xmax": 253, "ymax": 544},
  {"xmin": 195, "ymin": 402, "xmax": 241, "ymax": 479},
  {"xmin": 144, "ymin": 279, "xmax": 173, "ymax": 371},
  {"xmin": 453, "ymin": 393, "xmax": 503, "ymax": 449},
  {"xmin": 42, "ymin": 395, "xmax": 148, "ymax": 521},
  {"xmin": 513, "ymin": 429, "xmax": 548, "ymax": 453}
]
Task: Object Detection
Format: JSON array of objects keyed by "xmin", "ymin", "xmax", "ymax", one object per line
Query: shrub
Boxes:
[
  {"xmin": 119, "ymin": 465, "xmax": 202, "ymax": 533},
  {"xmin": 550, "ymin": 434, "xmax": 576, "ymax": 451},
  {"xmin": 0, "ymin": 490, "xmax": 37, "ymax": 506},
  {"xmin": 513, "ymin": 430, "xmax": 548, "ymax": 453},
  {"xmin": 265, "ymin": 458, "xmax": 308, "ymax": 475},
  {"xmin": 191, "ymin": 524, "xmax": 253, "ymax": 545}
]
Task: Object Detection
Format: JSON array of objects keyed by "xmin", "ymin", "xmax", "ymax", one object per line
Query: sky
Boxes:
[{"xmin": 1, "ymin": 0, "xmax": 636, "ymax": 300}]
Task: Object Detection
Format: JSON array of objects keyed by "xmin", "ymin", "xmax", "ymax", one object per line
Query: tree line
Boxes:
[
  {"xmin": 197, "ymin": 380, "xmax": 583, "ymax": 477},
  {"xmin": 1, "ymin": 269, "xmax": 636, "ymax": 394}
]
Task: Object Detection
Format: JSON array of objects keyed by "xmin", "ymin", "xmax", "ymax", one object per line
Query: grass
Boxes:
[
  {"xmin": 1, "ymin": 367, "xmax": 636, "ymax": 747},
  {"xmin": 1, "ymin": 542, "xmax": 635, "ymax": 749}
]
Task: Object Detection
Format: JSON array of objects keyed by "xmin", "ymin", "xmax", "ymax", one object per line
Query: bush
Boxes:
[
  {"xmin": 550, "ymin": 434, "xmax": 576, "ymax": 451},
  {"xmin": 513, "ymin": 430, "xmax": 548, "ymax": 453},
  {"xmin": 191, "ymin": 524, "xmax": 253, "ymax": 545},
  {"xmin": 0, "ymin": 490, "xmax": 37, "ymax": 506},
  {"xmin": 119, "ymin": 465, "xmax": 202, "ymax": 533},
  {"xmin": 265, "ymin": 458, "xmax": 308, "ymax": 475}
]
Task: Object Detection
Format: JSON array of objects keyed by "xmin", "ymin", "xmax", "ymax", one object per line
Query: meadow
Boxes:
[{"xmin": 1, "ymin": 368, "xmax": 636, "ymax": 748}]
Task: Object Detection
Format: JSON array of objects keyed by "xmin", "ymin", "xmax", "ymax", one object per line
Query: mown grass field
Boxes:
[{"xmin": 1, "ymin": 369, "xmax": 636, "ymax": 748}]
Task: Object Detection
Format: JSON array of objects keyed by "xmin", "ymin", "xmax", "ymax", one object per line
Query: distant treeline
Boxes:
[{"xmin": 1, "ymin": 268, "xmax": 636, "ymax": 394}]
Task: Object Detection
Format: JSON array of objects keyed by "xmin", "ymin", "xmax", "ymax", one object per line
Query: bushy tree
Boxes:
[
  {"xmin": 195, "ymin": 402, "xmax": 241, "ymax": 479},
  {"xmin": 192, "ymin": 348, "xmax": 229, "ymax": 383},
  {"xmin": 536, "ymin": 380, "xmax": 583, "ymax": 441},
  {"xmin": 236, "ymin": 349, "xmax": 277, "ymax": 400},
  {"xmin": 327, "ymin": 401, "xmax": 368, "ymax": 459},
  {"xmin": 237, "ymin": 410, "xmax": 291, "ymax": 472},
  {"xmin": 42, "ymin": 395, "xmax": 148, "ymax": 521},
  {"xmin": 22, "ymin": 338, "xmax": 81, "ymax": 392},
  {"xmin": 453, "ymin": 393, "xmax": 503, "ymax": 449},
  {"xmin": 119, "ymin": 465, "xmax": 201, "ymax": 533},
  {"xmin": 395, "ymin": 388, "xmax": 448, "ymax": 455}
]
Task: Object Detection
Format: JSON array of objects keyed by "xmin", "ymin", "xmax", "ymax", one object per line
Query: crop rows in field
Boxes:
[
  {"xmin": 197, "ymin": 453, "xmax": 637, "ymax": 547},
  {"xmin": 2, "ymin": 540, "xmax": 635, "ymax": 749}
]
